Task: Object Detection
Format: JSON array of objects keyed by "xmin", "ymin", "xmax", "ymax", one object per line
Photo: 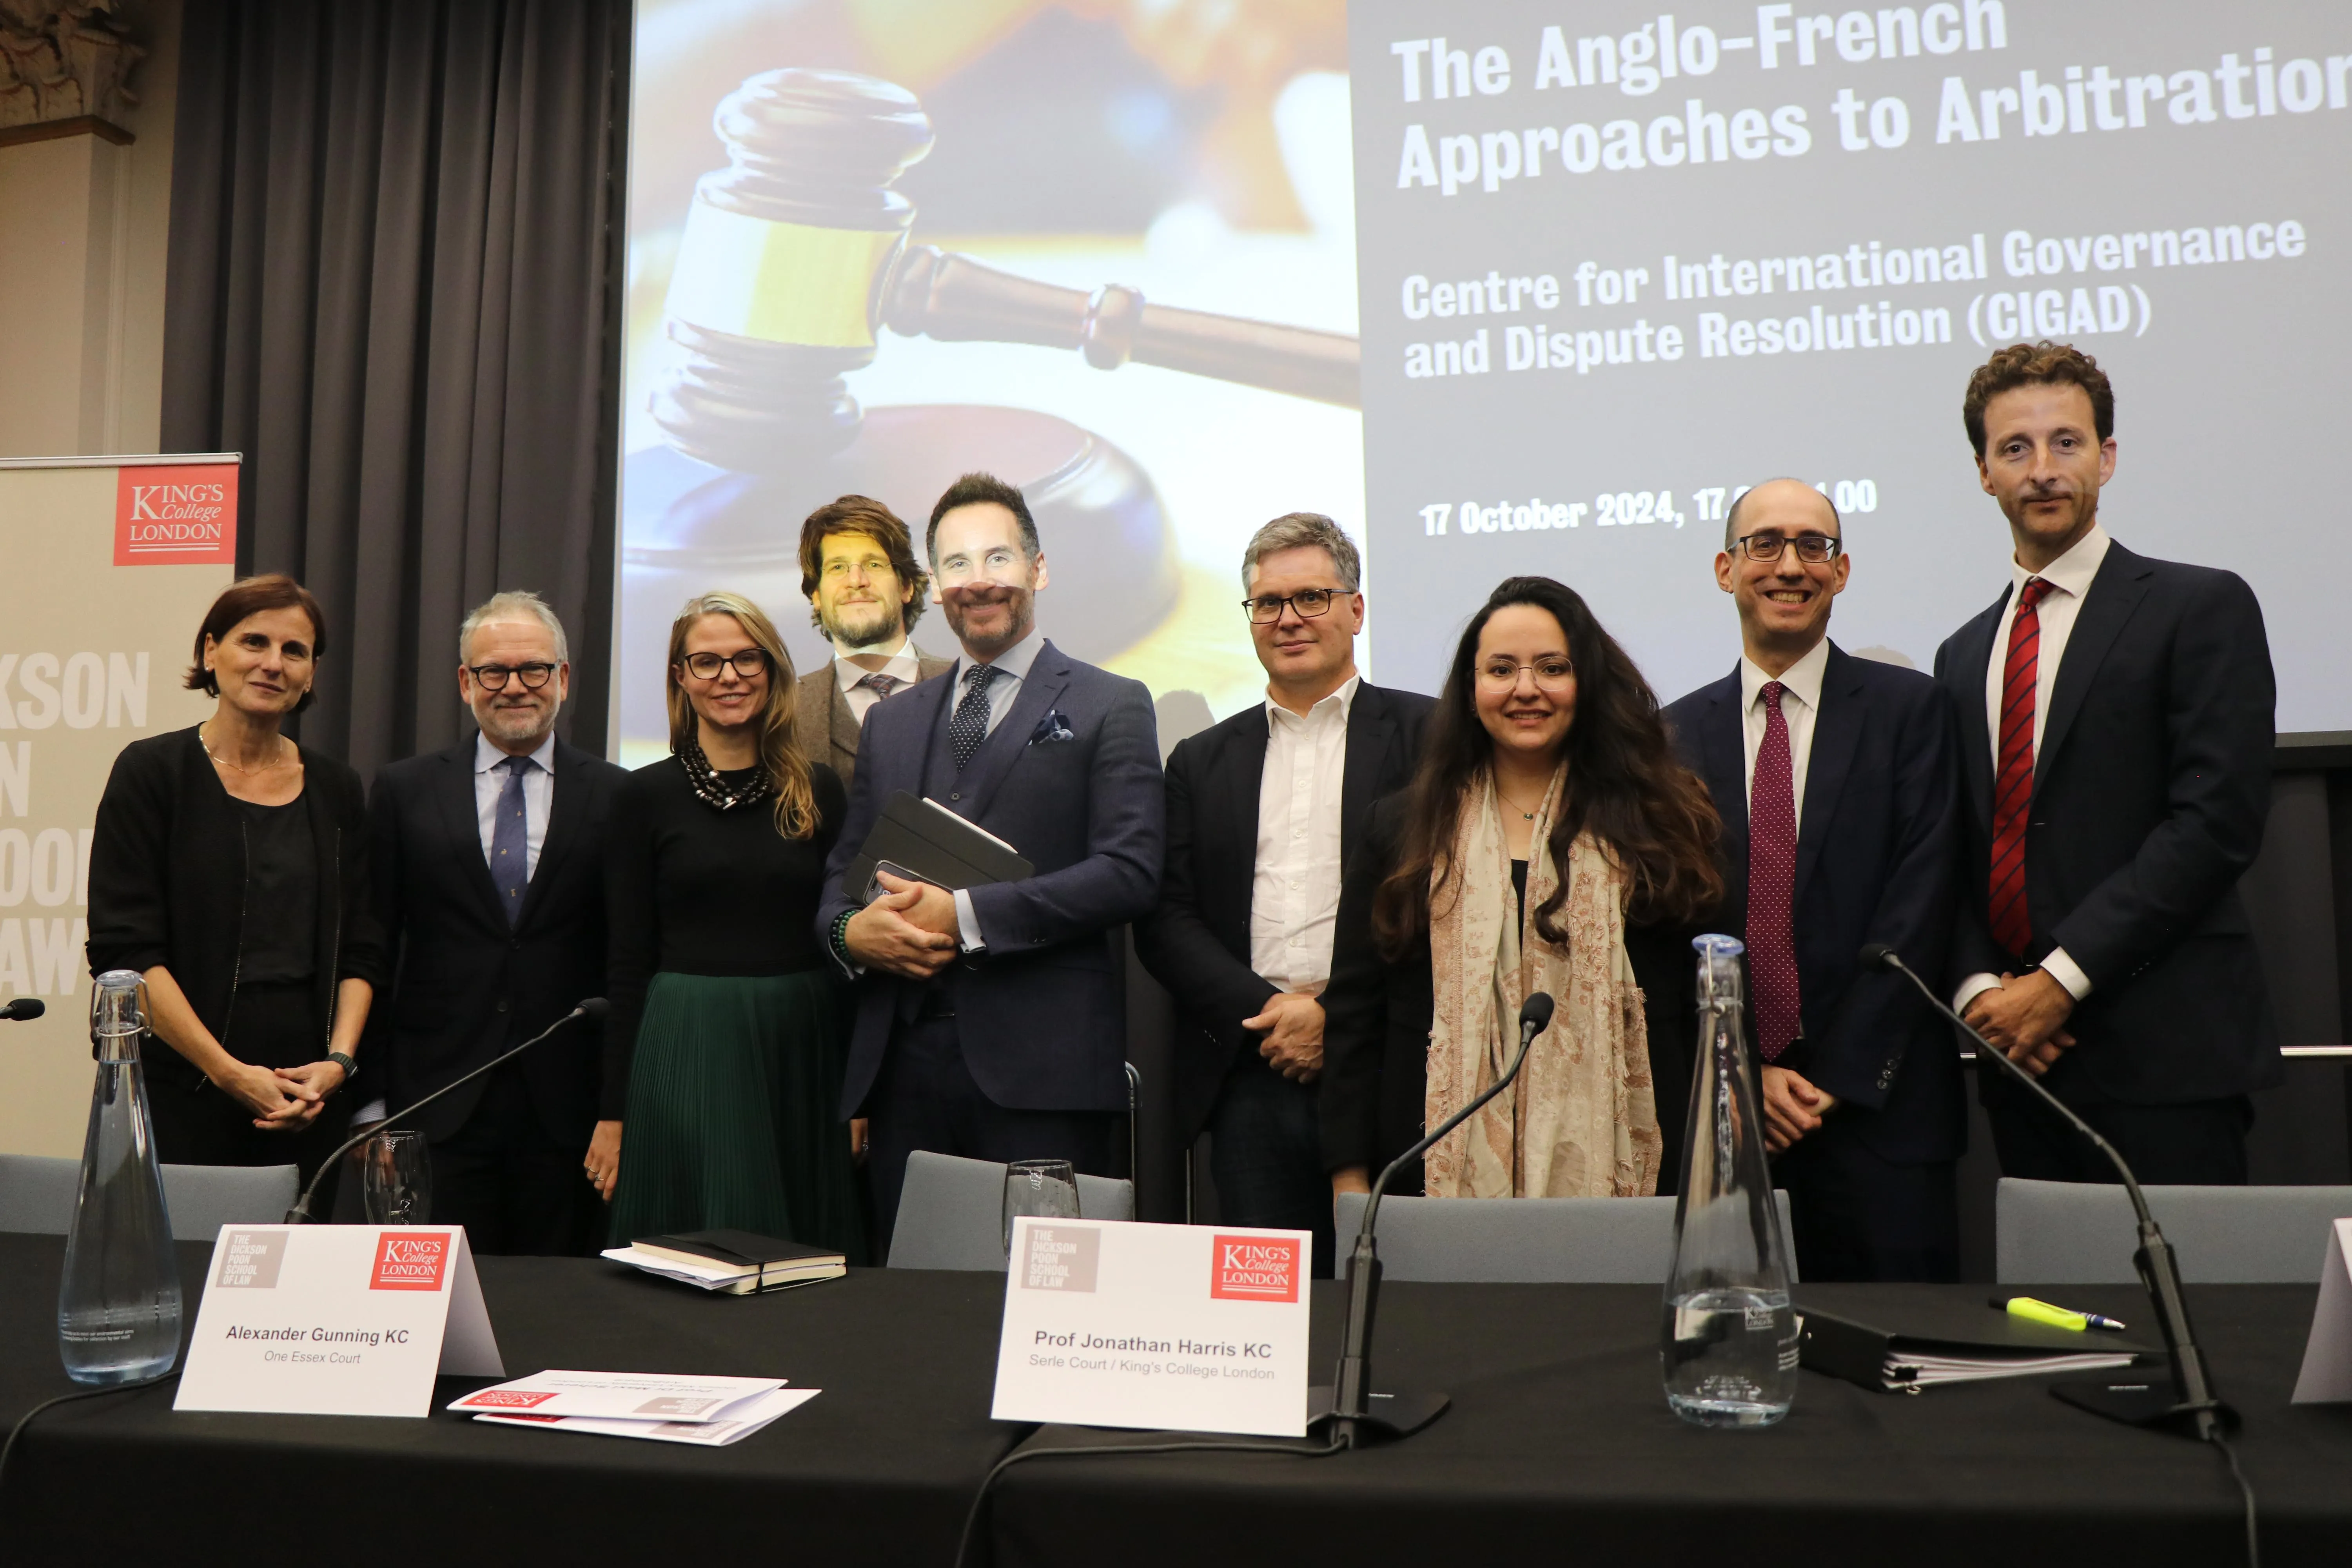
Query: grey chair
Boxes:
[
  {"xmin": 1332, "ymin": 1190, "xmax": 1799, "ymax": 1284},
  {"xmin": 0, "ymin": 1153, "xmax": 298, "ymax": 1241},
  {"xmin": 1996, "ymin": 1177, "xmax": 2352, "ymax": 1284},
  {"xmin": 0, "ymin": 1153, "xmax": 81, "ymax": 1235},
  {"xmin": 164, "ymin": 1163, "xmax": 299, "ymax": 1239},
  {"xmin": 887, "ymin": 1150, "xmax": 1135, "ymax": 1271}
]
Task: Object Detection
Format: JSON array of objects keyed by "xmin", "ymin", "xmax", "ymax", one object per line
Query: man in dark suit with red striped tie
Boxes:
[
  {"xmin": 1934, "ymin": 342, "xmax": 2282, "ymax": 1183},
  {"xmin": 1666, "ymin": 481, "xmax": 1964, "ymax": 1281}
]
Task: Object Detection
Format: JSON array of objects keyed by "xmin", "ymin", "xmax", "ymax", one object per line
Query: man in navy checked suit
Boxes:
[{"xmin": 817, "ymin": 472, "xmax": 1163, "ymax": 1252}]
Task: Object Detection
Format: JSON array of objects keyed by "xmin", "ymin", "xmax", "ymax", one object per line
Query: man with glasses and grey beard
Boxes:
[
  {"xmin": 1137, "ymin": 514, "xmax": 1431, "ymax": 1278},
  {"xmin": 365, "ymin": 592, "xmax": 629, "ymax": 1253},
  {"xmin": 1664, "ymin": 482, "xmax": 1965, "ymax": 1282}
]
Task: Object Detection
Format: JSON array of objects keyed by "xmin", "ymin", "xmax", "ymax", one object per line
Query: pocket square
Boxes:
[{"xmin": 1028, "ymin": 710, "xmax": 1076, "ymax": 746}]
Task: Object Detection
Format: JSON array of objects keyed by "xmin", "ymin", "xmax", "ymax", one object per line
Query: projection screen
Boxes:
[{"xmin": 617, "ymin": 0, "xmax": 2351, "ymax": 752}]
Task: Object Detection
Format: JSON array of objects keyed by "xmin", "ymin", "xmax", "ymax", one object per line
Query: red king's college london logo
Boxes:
[
  {"xmin": 370, "ymin": 1232, "xmax": 450, "ymax": 1292},
  {"xmin": 1210, "ymin": 1234, "xmax": 1301, "ymax": 1303},
  {"xmin": 113, "ymin": 463, "xmax": 238, "ymax": 566}
]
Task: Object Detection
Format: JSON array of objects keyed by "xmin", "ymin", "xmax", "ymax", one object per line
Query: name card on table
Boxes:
[
  {"xmin": 2291, "ymin": 1217, "xmax": 2352, "ymax": 1403},
  {"xmin": 991, "ymin": 1218, "xmax": 1311, "ymax": 1437},
  {"xmin": 176, "ymin": 1225, "xmax": 504, "ymax": 1417}
]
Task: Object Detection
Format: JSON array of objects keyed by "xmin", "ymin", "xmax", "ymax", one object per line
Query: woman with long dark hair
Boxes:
[
  {"xmin": 598, "ymin": 592, "xmax": 864, "ymax": 1258},
  {"xmin": 1320, "ymin": 576, "xmax": 1722, "ymax": 1199}
]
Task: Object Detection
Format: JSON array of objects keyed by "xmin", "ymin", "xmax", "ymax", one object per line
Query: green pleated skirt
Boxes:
[{"xmin": 608, "ymin": 970, "xmax": 867, "ymax": 1264}]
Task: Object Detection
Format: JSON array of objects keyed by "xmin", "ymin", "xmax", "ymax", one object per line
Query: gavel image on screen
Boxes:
[{"xmin": 651, "ymin": 67, "xmax": 1360, "ymax": 474}]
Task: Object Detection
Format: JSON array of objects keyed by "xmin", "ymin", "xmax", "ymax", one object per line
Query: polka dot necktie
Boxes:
[
  {"xmin": 489, "ymin": 754, "xmax": 532, "ymax": 927},
  {"xmin": 1746, "ymin": 681, "xmax": 1801, "ymax": 1062},
  {"xmin": 948, "ymin": 663, "xmax": 1000, "ymax": 772}
]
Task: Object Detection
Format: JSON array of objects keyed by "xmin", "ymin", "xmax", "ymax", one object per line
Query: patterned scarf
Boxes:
[
  {"xmin": 677, "ymin": 735, "xmax": 773, "ymax": 812},
  {"xmin": 1422, "ymin": 763, "xmax": 1662, "ymax": 1199}
]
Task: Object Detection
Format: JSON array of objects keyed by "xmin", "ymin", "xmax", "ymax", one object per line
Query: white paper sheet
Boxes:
[
  {"xmin": 448, "ymin": 1369, "xmax": 785, "ymax": 1422},
  {"xmin": 473, "ymin": 1387, "xmax": 820, "ymax": 1446},
  {"xmin": 2291, "ymin": 1218, "xmax": 2352, "ymax": 1403}
]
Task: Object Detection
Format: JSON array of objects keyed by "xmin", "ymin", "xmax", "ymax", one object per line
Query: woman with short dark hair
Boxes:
[
  {"xmin": 85, "ymin": 574, "xmax": 384, "ymax": 1178},
  {"xmin": 1321, "ymin": 576, "xmax": 1722, "ymax": 1200}
]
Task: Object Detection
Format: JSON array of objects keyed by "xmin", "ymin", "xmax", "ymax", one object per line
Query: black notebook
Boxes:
[
  {"xmin": 623, "ymin": 1230, "xmax": 846, "ymax": 1294},
  {"xmin": 841, "ymin": 790, "xmax": 1033, "ymax": 898},
  {"xmin": 1797, "ymin": 1288, "xmax": 2154, "ymax": 1394},
  {"xmin": 634, "ymin": 1230, "xmax": 841, "ymax": 1270}
]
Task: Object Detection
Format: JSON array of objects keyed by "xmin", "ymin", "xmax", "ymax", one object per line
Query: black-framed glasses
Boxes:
[
  {"xmin": 1242, "ymin": 588, "xmax": 1349, "ymax": 623},
  {"xmin": 468, "ymin": 661, "xmax": 557, "ymax": 691},
  {"xmin": 680, "ymin": 649, "xmax": 770, "ymax": 681},
  {"xmin": 1734, "ymin": 532, "xmax": 1842, "ymax": 563}
]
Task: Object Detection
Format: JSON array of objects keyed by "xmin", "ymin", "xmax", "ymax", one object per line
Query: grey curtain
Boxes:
[{"xmin": 160, "ymin": 0, "xmax": 627, "ymax": 773}]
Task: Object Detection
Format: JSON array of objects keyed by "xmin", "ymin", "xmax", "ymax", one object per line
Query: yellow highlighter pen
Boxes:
[{"xmin": 1991, "ymin": 1294, "xmax": 2128, "ymax": 1332}]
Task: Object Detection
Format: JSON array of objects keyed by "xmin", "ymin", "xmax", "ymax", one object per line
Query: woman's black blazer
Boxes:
[
  {"xmin": 85, "ymin": 725, "xmax": 387, "ymax": 1087},
  {"xmin": 1317, "ymin": 791, "xmax": 1702, "ymax": 1196}
]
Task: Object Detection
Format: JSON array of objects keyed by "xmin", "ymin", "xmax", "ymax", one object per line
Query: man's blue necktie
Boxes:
[{"xmin": 490, "ymin": 755, "xmax": 531, "ymax": 926}]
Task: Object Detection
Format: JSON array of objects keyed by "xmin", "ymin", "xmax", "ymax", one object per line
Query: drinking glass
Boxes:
[
  {"xmin": 362, "ymin": 1128, "xmax": 433, "ymax": 1225},
  {"xmin": 1001, "ymin": 1159, "xmax": 1081, "ymax": 1255}
]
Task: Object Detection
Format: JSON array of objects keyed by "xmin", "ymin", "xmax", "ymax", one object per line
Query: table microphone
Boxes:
[
  {"xmin": 1858, "ymin": 944, "xmax": 2229, "ymax": 1439},
  {"xmin": 0, "ymin": 998, "xmax": 43, "ymax": 1022},
  {"xmin": 1319, "ymin": 991, "xmax": 1553, "ymax": 1449},
  {"xmin": 282, "ymin": 998, "xmax": 609, "ymax": 1225}
]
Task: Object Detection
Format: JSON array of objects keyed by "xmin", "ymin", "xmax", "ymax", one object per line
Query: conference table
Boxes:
[{"xmin": 0, "ymin": 1234, "xmax": 2345, "ymax": 1566}]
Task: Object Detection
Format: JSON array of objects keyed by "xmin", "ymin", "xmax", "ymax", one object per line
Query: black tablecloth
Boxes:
[
  {"xmin": 5, "ymin": 1233, "xmax": 2349, "ymax": 1567},
  {"xmin": 0, "ymin": 1234, "xmax": 1020, "ymax": 1563},
  {"xmin": 992, "ymin": 1279, "xmax": 2352, "ymax": 1568}
]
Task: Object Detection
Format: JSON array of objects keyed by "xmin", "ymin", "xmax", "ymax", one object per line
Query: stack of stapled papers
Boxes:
[{"xmin": 448, "ymin": 1370, "xmax": 819, "ymax": 1446}]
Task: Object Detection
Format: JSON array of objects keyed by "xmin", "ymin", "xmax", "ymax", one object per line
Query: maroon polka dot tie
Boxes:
[{"xmin": 1747, "ymin": 681, "xmax": 1801, "ymax": 1062}]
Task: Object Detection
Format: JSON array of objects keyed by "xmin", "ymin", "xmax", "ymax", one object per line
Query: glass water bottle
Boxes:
[
  {"xmin": 58, "ymin": 970, "xmax": 183, "ymax": 1385},
  {"xmin": 1661, "ymin": 934, "xmax": 1798, "ymax": 1427}
]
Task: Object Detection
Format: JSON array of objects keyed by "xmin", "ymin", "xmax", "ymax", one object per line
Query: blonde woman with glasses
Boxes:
[{"xmin": 598, "ymin": 592, "xmax": 865, "ymax": 1258}]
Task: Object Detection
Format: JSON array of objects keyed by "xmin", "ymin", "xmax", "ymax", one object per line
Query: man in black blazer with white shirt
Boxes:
[
  {"xmin": 1665, "ymin": 480, "xmax": 1964, "ymax": 1281},
  {"xmin": 1137, "ymin": 514, "xmax": 1431, "ymax": 1277},
  {"xmin": 1934, "ymin": 343, "xmax": 2281, "ymax": 1183},
  {"xmin": 368, "ymin": 593, "xmax": 628, "ymax": 1253}
]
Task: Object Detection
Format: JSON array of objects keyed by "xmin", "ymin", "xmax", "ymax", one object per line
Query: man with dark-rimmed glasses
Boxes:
[
  {"xmin": 1137, "ymin": 513, "xmax": 1432, "ymax": 1277},
  {"xmin": 365, "ymin": 591, "xmax": 628, "ymax": 1253},
  {"xmin": 1664, "ymin": 480, "xmax": 1966, "ymax": 1281}
]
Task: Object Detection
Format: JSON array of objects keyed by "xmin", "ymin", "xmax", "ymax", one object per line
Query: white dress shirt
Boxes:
[
  {"xmin": 834, "ymin": 636, "xmax": 924, "ymax": 723},
  {"xmin": 947, "ymin": 629, "xmax": 1045, "ymax": 952},
  {"xmin": 1249, "ymin": 676, "xmax": 1357, "ymax": 996},
  {"xmin": 1738, "ymin": 639, "xmax": 1829, "ymax": 835},
  {"xmin": 474, "ymin": 730, "xmax": 556, "ymax": 879},
  {"xmin": 1955, "ymin": 522, "xmax": 2111, "ymax": 1010}
]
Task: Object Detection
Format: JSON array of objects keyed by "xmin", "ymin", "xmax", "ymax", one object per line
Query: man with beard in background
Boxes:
[
  {"xmin": 817, "ymin": 472, "xmax": 1165, "ymax": 1251},
  {"xmin": 793, "ymin": 495, "xmax": 954, "ymax": 789}
]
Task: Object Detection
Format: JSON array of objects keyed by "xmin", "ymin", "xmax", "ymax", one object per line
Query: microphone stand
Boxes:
[
  {"xmin": 1863, "ymin": 946, "xmax": 2230, "ymax": 1439},
  {"xmin": 1314, "ymin": 995, "xmax": 1553, "ymax": 1449},
  {"xmin": 282, "ymin": 1000, "xmax": 608, "ymax": 1225}
]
